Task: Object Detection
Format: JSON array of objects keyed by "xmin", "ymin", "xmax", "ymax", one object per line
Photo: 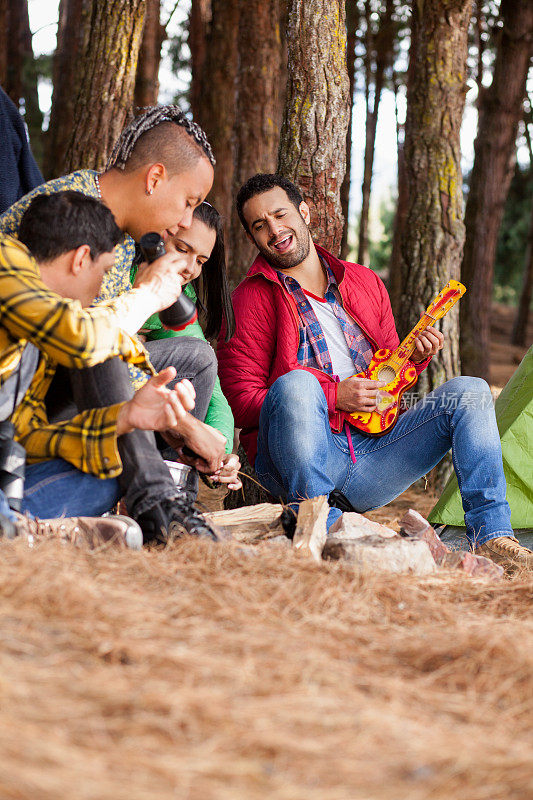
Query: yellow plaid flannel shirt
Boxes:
[
  {"xmin": 0, "ymin": 169, "xmax": 149, "ymax": 390},
  {"xmin": 0, "ymin": 236, "xmax": 155, "ymax": 478}
]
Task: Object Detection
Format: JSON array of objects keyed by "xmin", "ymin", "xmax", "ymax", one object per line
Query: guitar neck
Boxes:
[
  {"xmin": 386, "ymin": 315, "xmax": 434, "ymax": 369},
  {"xmin": 403, "ymin": 314, "xmax": 435, "ymax": 355},
  {"xmin": 387, "ymin": 281, "xmax": 465, "ymax": 371}
]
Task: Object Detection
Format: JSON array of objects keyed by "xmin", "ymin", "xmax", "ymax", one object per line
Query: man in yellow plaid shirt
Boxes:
[{"xmin": 0, "ymin": 191, "xmax": 220, "ymax": 542}]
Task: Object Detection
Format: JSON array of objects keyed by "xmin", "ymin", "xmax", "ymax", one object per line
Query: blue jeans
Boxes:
[
  {"xmin": 255, "ymin": 371, "xmax": 513, "ymax": 547},
  {"xmin": 20, "ymin": 459, "xmax": 120, "ymax": 519}
]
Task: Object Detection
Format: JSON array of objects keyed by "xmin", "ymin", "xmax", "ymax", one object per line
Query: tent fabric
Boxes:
[{"xmin": 429, "ymin": 345, "xmax": 533, "ymax": 529}]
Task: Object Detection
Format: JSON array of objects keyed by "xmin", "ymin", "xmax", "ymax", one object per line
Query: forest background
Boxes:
[
  {"xmin": 0, "ymin": 7, "xmax": 532, "ymax": 796},
  {"xmin": 2, "ymin": 0, "xmax": 532, "ymax": 393}
]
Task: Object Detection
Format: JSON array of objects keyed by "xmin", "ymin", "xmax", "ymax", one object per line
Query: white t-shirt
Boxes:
[{"xmin": 305, "ymin": 291, "xmax": 356, "ymax": 380}]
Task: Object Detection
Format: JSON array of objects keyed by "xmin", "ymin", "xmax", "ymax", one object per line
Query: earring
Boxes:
[{"xmin": 146, "ymin": 187, "xmax": 153, "ymax": 196}]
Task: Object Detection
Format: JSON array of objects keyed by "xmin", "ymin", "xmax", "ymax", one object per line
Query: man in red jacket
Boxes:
[{"xmin": 218, "ymin": 173, "xmax": 531, "ymax": 571}]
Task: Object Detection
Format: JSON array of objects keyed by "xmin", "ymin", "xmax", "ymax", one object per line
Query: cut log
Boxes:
[
  {"xmin": 442, "ymin": 550, "xmax": 504, "ymax": 580},
  {"xmin": 323, "ymin": 535, "xmax": 437, "ymax": 575},
  {"xmin": 293, "ymin": 496, "xmax": 329, "ymax": 563},
  {"xmin": 205, "ymin": 503, "xmax": 286, "ymax": 542},
  {"xmin": 399, "ymin": 509, "xmax": 450, "ymax": 565}
]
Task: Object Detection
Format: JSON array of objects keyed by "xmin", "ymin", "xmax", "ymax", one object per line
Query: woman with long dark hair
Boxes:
[{"xmin": 133, "ymin": 202, "xmax": 240, "ymax": 491}]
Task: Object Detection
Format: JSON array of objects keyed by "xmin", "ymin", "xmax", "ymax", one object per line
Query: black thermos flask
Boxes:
[{"xmin": 139, "ymin": 232, "xmax": 198, "ymax": 331}]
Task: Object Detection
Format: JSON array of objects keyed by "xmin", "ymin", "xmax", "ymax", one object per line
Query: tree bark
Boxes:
[
  {"xmin": 389, "ymin": 137, "xmax": 408, "ymax": 310},
  {"xmin": 396, "ymin": 0, "xmax": 472, "ymax": 397},
  {"xmin": 511, "ymin": 199, "xmax": 533, "ymax": 347},
  {"xmin": 4, "ymin": 0, "xmax": 26, "ymax": 104},
  {"xmin": 278, "ymin": 0, "xmax": 350, "ymax": 255},
  {"xmin": 340, "ymin": 0, "xmax": 359, "ymax": 261},
  {"xmin": 44, "ymin": 0, "xmax": 83, "ymax": 178},
  {"xmin": 45, "ymin": 0, "xmax": 146, "ymax": 176},
  {"xmin": 388, "ymin": 69, "xmax": 405, "ymax": 309},
  {"xmin": 134, "ymin": 0, "xmax": 165, "ymax": 109},
  {"xmin": 474, "ymin": 0, "xmax": 485, "ymax": 108},
  {"xmin": 228, "ymin": 0, "xmax": 283, "ymax": 287},
  {"xmin": 189, "ymin": 0, "xmax": 210, "ymax": 119},
  {"xmin": 460, "ymin": 0, "xmax": 533, "ymax": 380},
  {"xmin": 357, "ymin": 0, "xmax": 394, "ymax": 267},
  {"xmin": 196, "ymin": 0, "xmax": 239, "ymax": 256}
]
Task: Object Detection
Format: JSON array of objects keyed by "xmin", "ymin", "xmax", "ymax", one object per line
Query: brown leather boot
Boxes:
[
  {"xmin": 7, "ymin": 514, "xmax": 143, "ymax": 550},
  {"xmin": 475, "ymin": 536, "xmax": 533, "ymax": 573}
]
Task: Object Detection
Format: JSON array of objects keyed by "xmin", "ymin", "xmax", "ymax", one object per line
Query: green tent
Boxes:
[{"xmin": 429, "ymin": 345, "xmax": 533, "ymax": 530}]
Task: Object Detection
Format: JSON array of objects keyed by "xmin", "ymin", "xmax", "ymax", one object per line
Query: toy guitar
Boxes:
[{"xmin": 348, "ymin": 280, "xmax": 466, "ymax": 436}]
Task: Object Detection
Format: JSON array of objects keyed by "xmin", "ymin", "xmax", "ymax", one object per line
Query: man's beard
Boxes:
[{"xmin": 254, "ymin": 220, "xmax": 311, "ymax": 270}]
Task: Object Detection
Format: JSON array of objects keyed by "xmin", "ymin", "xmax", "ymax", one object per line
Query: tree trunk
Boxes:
[
  {"xmin": 357, "ymin": 0, "xmax": 394, "ymax": 267},
  {"xmin": 278, "ymin": 0, "xmax": 289, "ymax": 121},
  {"xmin": 188, "ymin": 0, "xmax": 211, "ymax": 119},
  {"xmin": 278, "ymin": 0, "xmax": 350, "ymax": 255},
  {"xmin": 340, "ymin": 0, "xmax": 359, "ymax": 261},
  {"xmin": 396, "ymin": 0, "xmax": 472, "ymax": 398},
  {"xmin": 228, "ymin": 0, "xmax": 283, "ymax": 287},
  {"xmin": 474, "ymin": 0, "xmax": 485, "ymax": 108},
  {"xmin": 511, "ymin": 199, "xmax": 533, "ymax": 347},
  {"xmin": 389, "ymin": 138, "xmax": 408, "ymax": 311},
  {"xmin": 388, "ymin": 69, "xmax": 405, "ymax": 310},
  {"xmin": 2, "ymin": 0, "xmax": 44, "ymax": 167},
  {"xmin": 460, "ymin": 0, "xmax": 533, "ymax": 380},
  {"xmin": 46, "ymin": 0, "xmax": 146, "ymax": 176},
  {"xmin": 196, "ymin": 0, "xmax": 239, "ymax": 255},
  {"xmin": 134, "ymin": 0, "xmax": 165, "ymax": 109},
  {"xmin": 44, "ymin": 0, "xmax": 83, "ymax": 178},
  {"xmin": 4, "ymin": 0, "xmax": 26, "ymax": 104},
  {"xmin": 189, "ymin": 0, "xmax": 210, "ymax": 119}
]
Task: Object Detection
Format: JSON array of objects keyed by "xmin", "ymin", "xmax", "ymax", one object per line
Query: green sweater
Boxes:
[{"xmin": 138, "ymin": 281, "xmax": 234, "ymax": 454}]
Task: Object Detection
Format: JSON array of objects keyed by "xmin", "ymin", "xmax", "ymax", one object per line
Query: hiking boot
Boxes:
[
  {"xmin": 6, "ymin": 514, "xmax": 143, "ymax": 550},
  {"xmin": 475, "ymin": 536, "xmax": 533, "ymax": 572},
  {"xmin": 136, "ymin": 494, "xmax": 218, "ymax": 545}
]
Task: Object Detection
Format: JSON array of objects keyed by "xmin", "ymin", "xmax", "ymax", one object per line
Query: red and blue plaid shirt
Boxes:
[{"xmin": 276, "ymin": 261, "xmax": 374, "ymax": 377}]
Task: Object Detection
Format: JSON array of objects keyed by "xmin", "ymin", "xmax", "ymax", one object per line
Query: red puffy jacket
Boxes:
[{"xmin": 217, "ymin": 243, "xmax": 429, "ymax": 466}]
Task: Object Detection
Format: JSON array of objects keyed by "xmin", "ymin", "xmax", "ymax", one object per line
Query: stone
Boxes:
[
  {"xmin": 442, "ymin": 550, "xmax": 504, "ymax": 580},
  {"xmin": 323, "ymin": 534, "xmax": 437, "ymax": 575},
  {"xmin": 399, "ymin": 509, "xmax": 450, "ymax": 565},
  {"xmin": 330, "ymin": 512, "xmax": 397, "ymax": 540}
]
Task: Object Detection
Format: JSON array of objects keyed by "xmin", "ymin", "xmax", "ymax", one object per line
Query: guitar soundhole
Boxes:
[{"xmin": 377, "ymin": 366, "xmax": 396, "ymax": 384}]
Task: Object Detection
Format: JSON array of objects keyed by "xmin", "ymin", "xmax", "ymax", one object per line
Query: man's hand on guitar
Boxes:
[
  {"xmin": 411, "ymin": 326, "xmax": 444, "ymax": 363},
  {"xmin": 336, "ymin": 376, "xmax": 387, "ymax": 413}
]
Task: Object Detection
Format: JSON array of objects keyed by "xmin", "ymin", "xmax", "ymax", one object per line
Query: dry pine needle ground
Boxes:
[{"xmin": 0, "ymin": 535, "xmax": 531, "ymax": 800}]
